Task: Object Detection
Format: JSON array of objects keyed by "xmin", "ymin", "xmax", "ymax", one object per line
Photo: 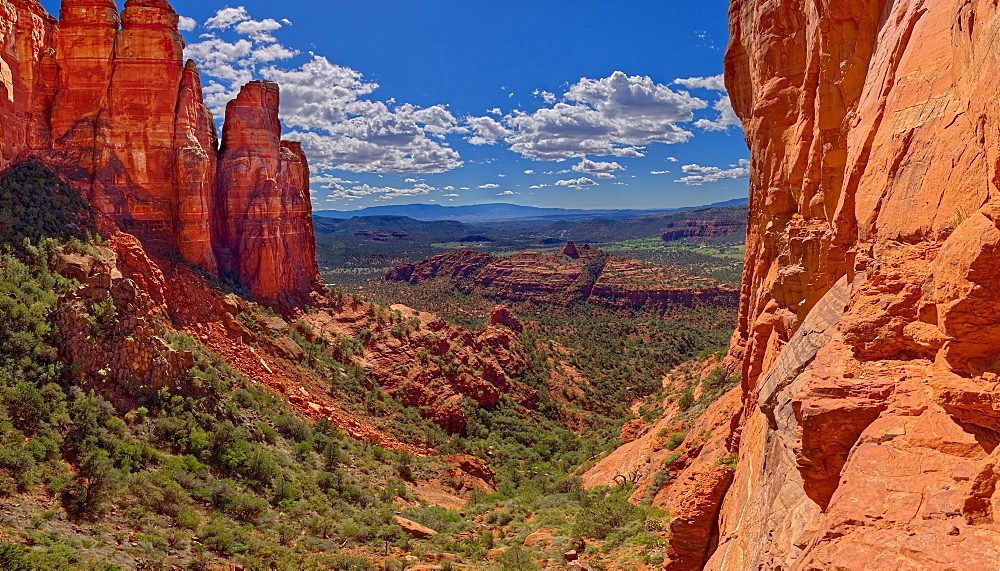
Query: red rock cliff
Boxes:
[
  {"xmin": 216, "ymin": 81, "xmax": 319, "ymax": 306},
  {"xmin": 0, "ymin": 0, "xmax": 318, "ymax": 306},
  {"xmin": 0, "ymin": 0, "xmax": 58, "ymax": 161},
  {"xmin": 704, "ymin": 0, "xmax": 1000, "ymax": 568}
]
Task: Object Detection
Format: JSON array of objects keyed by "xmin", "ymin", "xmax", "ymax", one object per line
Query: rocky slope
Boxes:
[
  {"xmin": 387, "ymin": 243, "xmax": 739, "ymax": 311},
  {"xmin": 0, "ymin": 0, "xmax": 318, "ymax": 306},
  {"xmin": 650, "ymin": 0, "xmax": 1000, "ymax": 568}
]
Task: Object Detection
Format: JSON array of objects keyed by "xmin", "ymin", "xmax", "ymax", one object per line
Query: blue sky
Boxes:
[{"xmin": 39, "ymin": 0, "xmax": 749, "ymax": 211}]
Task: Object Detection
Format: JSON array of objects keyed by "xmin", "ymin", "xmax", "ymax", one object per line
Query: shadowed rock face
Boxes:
[
  {"xmin": 692, "ymin": 0, "xmax": 1000, "ymax": 568},
  {"xmin": 0, "ymin": 0, "xmax": 319, "ymax": 307}
]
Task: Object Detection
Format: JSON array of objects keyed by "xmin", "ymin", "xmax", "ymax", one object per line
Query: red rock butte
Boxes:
[{"xmin": 0, "ymin": 0, "xmax": 319, "ymax": 307}]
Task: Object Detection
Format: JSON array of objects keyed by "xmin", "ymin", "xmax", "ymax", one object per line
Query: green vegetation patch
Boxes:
[{"xmin": 0, "ymin": 159, "xmax": 96, "ymax": 247}]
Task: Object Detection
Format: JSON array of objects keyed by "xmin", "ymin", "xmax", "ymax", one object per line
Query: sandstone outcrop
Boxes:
[
  {"xmin": 52, "ymin": 240, "xmax": 194, "ymax": 402},
  {"xmin": 386, "ymin": 249, "xmax": 493, "ymax": 285},
  {"xmin": 301, "ymin": 302, "xmax": 533, "ymax": 435},
  {"xmin": 394, "ymin": 516, "xmax": 438, "ymax": 539},
  {"xmin": 489, "ymin": 305, "xmax": 523, "ymax": 333},
  {"xmin": 0, "ymin": 0, "xmax": 319, "ymax": 307},
  {"xmin": 697, "ymin": 0, "xmax": 1000, "ymax": 567},
  {"xmin": 387, "ymin": 246, "xmax": 739, "ymax": 311},
  {"xmin": 215, "ymin": 81, "xmax": 319, "ymax": 306},
  {"xmin": 0, "ymin": 0, "xmax": 57, "ymax": 162}
]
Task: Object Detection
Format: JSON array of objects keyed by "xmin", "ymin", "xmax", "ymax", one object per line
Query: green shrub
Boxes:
[
  {"xmin": 554, "ymin": 475, "xmax": 584, "ymax": 494},
  {"xmin": 176, "ymin": 507, "xmax": 201, "ymax": 530},
  {"xmin": 664, "ymin": 431, "xmax": 686, "ymax": 451},
  {"xmin": 0, "ymin": 543, "xmax": 31, "ymax": 571},
  {"xmin": 700, "ymin": 368, "xmax": 740, "ymax": 404},
  {"xmin": 86, "ymin": 298, "xmax": 117, "ymax": 336},
  {"xmin": 573, "ymin": 487, "xmax": 643, "ymax": 540},
  {"xmin": 715, "ymin": 453, "xmax": 738, "ymax": 470},
  {"xmin": 663, "ymin": 451, "xmax": 682, "ymax": 468},
  {"xmin": 650, "ymin": 469, "xmax": 671, "ymax": 489},
  {"xmin": 324, "ymin": 554, "xmax": 374, "ymax": 570},
  {"xmin": 61, "ymin": 449, "xmax": 122, "ymax": 518},
  {"xmin": 273, "ymin": 415, "xmax": 312, "ymax": 442},
  {"xmin": 496, "ymin": 544, "xmax": 539, "ymax": 571},
  {"xmin": 213, "ymin": 484, "xmax": 268, "ymax": 521},
  {"xmin": 200, "ymin": 518, "xmax": 250, "ymax": 554},
  {"xmin": 128, "ymin": 470, "xmax": 191, "ymax": 517},
  {"xmin": 677, "ymin": 389, "xmax": 695, "ymax": 411}
]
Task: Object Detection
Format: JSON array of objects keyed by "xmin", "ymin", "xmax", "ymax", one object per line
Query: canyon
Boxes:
[
  {"xmin": 2, "ymin": 0, "xmax": 1000, "ymax": 568},
  {"xmin": 0, "ymin": 0, "xmax": 318, "ymax": 306}
]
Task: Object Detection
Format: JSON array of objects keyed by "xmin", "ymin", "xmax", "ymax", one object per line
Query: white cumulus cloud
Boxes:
[
  {"xmin": 674, "ymin": 74, "xmax": 726, "ymax": 91},
  {"xmin": 321, "ymin": 181, "xmax": 437, "ymax": 201},
  {"xmin": 204, "ymin": 7, "xmax": 250, "ymax": 29},
  {"xmin": 572, "ymin": 158, "xmax": 624, "ymax": 174},
  {"xmin": 185, "ymin": 8, "xmax": 463, "ymax": 175},
  {"xmin": 694, "ymin": 95, "xmax": 741, "ymax": 131},
  {"xmin": 466, "ymin": 116, "xmax": 511, "ymax": 145},
  {"xmin": 677, "ymin": 159, "xmax": 749, "ymax": 185},
  {"xmin": 478, "ymin": 183, "xmax": 500, "ymax": 189},
  {"xmin": 234, "ymin": 18, "xmax": 283, "ymax": 42},
  {"xmin": 502, "ymin": 71, "xmax": 706, "ymax": 160},
  {"xmin": 178, "ymin": 15, "xmax": 197, "ymax": 31},
  {"xmin": 555, "ymin": 177, "xmax": 598, "ymax": 188}
]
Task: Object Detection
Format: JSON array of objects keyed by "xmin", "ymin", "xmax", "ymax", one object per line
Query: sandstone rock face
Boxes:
[
  {"xmin": 0, "ymin": 0, "xmax": 57, "ymax": 163},
  {"xmin": 710, "ymin": 0, "xmax": 1000, "ymax": 567},
  {"xmin": 101, "ymin": 0, "xmax": 184, "ymax": 244},
  {"xmin": 394, "ymin": 515, "xmax": 438, "ymax": 539},
  {"xmin": 172, "ymin": 60, "xmax": 218, "ymax": 275},
  {"xmin": 53, "ymin": 240, "xmax": 194, "ymax": 399},
  {"xmin": 489, "ymin": 305, "xmax": 523, "ymax": 333},
  {"xmin": 0, "ymin": 0, "xmax": 318, "ymax": 307},
  {"xmin": 215, "ymin": 81, "xmax": 319, "ymax": 306},
  {"xmin": 302, "ymin": 302, "xmax": 532, "ymax": 435}
]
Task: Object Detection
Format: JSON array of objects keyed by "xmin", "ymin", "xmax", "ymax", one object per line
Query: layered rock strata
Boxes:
[
  {"xmin": 0, "ymin": 0, "xmax": 318, "ymax": 306},
  {"xmin": 695, "ymin": 0, "xmax": 1000, "ymax": 568},
  {"xmin": 216, "ymin": 81, "xmax": 318, "ymax": 305},
  {"xmin": 388, "ymin": 246, "xmax": 739, "ymax": 311}
]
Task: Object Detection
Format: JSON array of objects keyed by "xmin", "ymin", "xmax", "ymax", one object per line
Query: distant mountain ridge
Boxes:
[{"xmin": 315, "ymin": 198, "xmax": 748, "ymax": 223}]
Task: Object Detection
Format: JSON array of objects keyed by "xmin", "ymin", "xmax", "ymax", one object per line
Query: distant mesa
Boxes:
[
  {"xmin": 387, "ymin": 246, "xmax": 738, "ymax": 310},
  {"xmin": 660, "ymin": 218, "xmax": 744, "ymax": 242},
  {"xmin": 314, "ymin": 199, "xmax": 749, "ymax": 224}
]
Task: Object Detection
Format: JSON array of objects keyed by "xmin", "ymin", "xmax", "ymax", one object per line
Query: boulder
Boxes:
[{"xmin": 394, "ymin": 516, "xmax": 437, "ymax": 539}]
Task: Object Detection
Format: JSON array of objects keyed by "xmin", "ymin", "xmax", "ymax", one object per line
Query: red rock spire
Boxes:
[
  {"xmin": 216, "ymin": 81, "xmax": 320, "ymax": 306},
  {"xmin": 0, "ymin": 0, "xmax": 321, "ymax": 306}
]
